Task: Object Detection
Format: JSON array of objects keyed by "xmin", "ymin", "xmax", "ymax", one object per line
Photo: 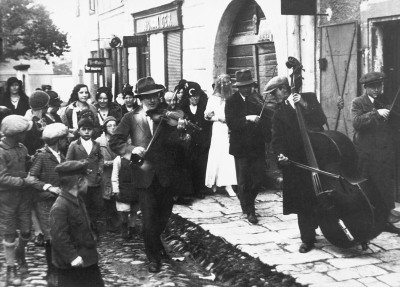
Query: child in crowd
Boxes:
[
  {"xmin": 66, "ymin": 117, "xmax": 104, "ymax": 236},
  {"xmin": 0, "ymin": 115, "xmax": 37, "ymax": 285},
  {"xmin": 50, "ymin": 160, "xmax": 104, "ymax": 287},
  {"xmin": 29, "ymin": 123, "xmax": 71, "ymax": 286},
  {"xmin": 111, "ymin": 142, "xmax": 140, "ymax": 239}
]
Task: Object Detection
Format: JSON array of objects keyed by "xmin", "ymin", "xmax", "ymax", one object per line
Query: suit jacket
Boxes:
[
  {"xmin": 30, "ymin": 146, "xmax": 65, "ymax": 201},
  {"xmin": 351, "ymin": 93, "xmax": 395, "ymax": 162},
  {"xmin": 225, "ymin": 91, "xmax": 271, "ymax": 157},
  {"xmin": 109, "ymin": 106, "xmax": 183, "ymax": 189},
  {"xmin": 66, "ymin": 138, "xmax": 104, "ymax": 187},
  {"xmin": 271, "ymin": 92, "xmax": 326, "ymax": 215}
]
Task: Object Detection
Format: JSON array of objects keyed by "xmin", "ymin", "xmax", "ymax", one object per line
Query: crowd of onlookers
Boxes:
[
  {"xmin": 1, "ymin": 67, "xmax": 399, "ymax": 286},
  {"xmin": 0, "ymin": 73, "xmax": 252, "ymax": 286}
]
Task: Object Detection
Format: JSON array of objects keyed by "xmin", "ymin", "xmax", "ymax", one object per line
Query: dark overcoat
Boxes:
[
  {"xmin": 271, "ymin": 93, "xmax": 326, "ymax": 215},
  {"xmin": 50, "ymin": 190, "xmax": 98, "ymax": 269},
  {"xmin": 351, "ymin": 93, "xmax": 395, "ymax": 210},
  {"xmin": 109, "ymin": 106, "xmax": 184, "ymax": 189},
  {"xmin": 225, "ymin": 91, "xmax": 271, "ymax": 158}
]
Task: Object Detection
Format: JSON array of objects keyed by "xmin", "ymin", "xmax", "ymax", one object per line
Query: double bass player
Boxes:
[{"xmin": 268, "ymin": 75, "xmax": 327, "ymax": 253}]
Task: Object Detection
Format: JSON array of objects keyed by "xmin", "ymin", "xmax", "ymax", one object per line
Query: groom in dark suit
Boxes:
[
  {"xmin": 109, "ymin": 77, "xmax": 187, "ymax": 273},
  {"xmin": 225, "ymin": 69, "xmax": 271, "ymax": 224}
]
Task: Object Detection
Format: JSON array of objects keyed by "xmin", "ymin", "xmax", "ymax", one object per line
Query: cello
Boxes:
[{"xmin": 286, "ymin": 56, "xmax": 386, "ymax": 248}]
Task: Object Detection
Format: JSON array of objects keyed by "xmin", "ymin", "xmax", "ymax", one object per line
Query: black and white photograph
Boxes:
[{"xmin": 1, "ymin": 0, "xmax": 400, "ymax": 286}]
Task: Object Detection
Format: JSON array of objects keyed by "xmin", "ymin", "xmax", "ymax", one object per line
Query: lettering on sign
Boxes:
[
  {"xmin": 136, "ymin": 10, "xmax": 179, "ymax": 34},
  {"xmin": 85, "ymin": 65, "xmax": 102, "ymax": 73},
  {"xmin": 87, "ymin": 58, "xmax": 106, "ymax": 67}
]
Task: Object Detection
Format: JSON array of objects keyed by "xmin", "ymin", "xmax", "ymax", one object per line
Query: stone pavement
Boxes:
[{"xmin": 173, "ymin": 190, "xmax": 400, "ymax": 287}]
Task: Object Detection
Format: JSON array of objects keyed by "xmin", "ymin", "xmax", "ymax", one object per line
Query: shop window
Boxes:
[{"xmin": 166, "ymin": 31, "xmax": 182, "ymax": 91}]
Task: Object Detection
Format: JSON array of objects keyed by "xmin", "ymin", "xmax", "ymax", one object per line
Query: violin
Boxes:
[
  {"xmin": 146, "ymin": 103, "xmax": 202, "ymax": 131},
  {"xmin": 287, "ymin": 56, "xmax": 385, "ymax": 248},
  {"xmin": 130, "ymin": 102, "xmax": 201, "ymax": 167}
]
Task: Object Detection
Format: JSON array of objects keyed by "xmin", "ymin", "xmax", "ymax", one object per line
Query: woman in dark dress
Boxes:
[{"xmin": 0, "ymin": 77, "xmax": 30, "ymax": 116}]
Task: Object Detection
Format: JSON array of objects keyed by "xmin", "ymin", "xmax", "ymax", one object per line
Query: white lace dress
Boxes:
[{"xmin": 204, "ymin": 94, "xmax": 237, "ymax": 188}]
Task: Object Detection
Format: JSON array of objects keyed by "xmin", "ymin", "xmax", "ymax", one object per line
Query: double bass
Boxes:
[{"xmin": 286, "ymin": 56, "xmax": 386, "ymax": 248}]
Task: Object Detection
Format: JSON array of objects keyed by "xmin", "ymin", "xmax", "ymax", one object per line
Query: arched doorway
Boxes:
[{"xmin": 214, "ymin": 0, "xmax": 277, "ymax": 93}]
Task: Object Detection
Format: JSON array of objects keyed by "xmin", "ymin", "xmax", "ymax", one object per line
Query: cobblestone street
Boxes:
[{"xmin": 0, "ymin": 226, "xmax": 229, "ymax": 287}]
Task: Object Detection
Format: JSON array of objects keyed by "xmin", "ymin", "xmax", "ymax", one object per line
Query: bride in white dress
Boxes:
[{"xmin": 204, "ymin": 74, "xmax": 237, "ymax": 196}]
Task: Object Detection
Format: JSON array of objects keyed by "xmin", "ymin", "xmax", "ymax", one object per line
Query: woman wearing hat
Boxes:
[
  {"xmin": 0, "ymin": 77, "xmax": 30, "ymax": 116},
  {"xmin": 44, "ymin": 91, "xmax": 63, "ymax": 124},
  {"xmin": 94, "ymin": 87, "xmax": 122, "ymax": 125},
  {"xmin": 62, "ymin": 84, "xmax": 101, "ymax": 138}
]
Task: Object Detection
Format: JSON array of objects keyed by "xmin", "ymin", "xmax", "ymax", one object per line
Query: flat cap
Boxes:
[
  {"xmin": 0, "ymin": 115, "xmax": 33, "ymax": 136},
  {"xmin": 263, "ymin": 76, "xmax": 289, "ymax": 94},
  {"xmin": 359, "ymin": 72, "xmax": 386, "ymax": 86},
  {"xmin": 30, "ymin": 90, "xmax": 50, "ymax": 110},
  {"xmin": 55, "ymin": 160, "xmax": 89, "ymax": 177},
  {"xmin": 42, "ymin": 123, "xmax": 71, "ymax": 141}
]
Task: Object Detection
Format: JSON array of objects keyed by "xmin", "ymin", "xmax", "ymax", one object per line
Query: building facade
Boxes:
[{"xmin": 71, "ymin": 0, "xmax": 400, "ymax": 197}]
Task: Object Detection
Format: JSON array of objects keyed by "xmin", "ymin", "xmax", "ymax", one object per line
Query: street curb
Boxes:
[{"xmin": 165, "ymin": 214, "xmax": 303, "ymax": 287}]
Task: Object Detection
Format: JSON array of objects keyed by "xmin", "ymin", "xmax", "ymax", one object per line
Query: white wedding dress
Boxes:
[{"xmin": 204, "ymin": 94, "xmax": 237, "ymax": 189}]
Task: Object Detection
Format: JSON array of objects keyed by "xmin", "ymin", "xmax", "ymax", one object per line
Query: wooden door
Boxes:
[
  {"xmin": 320, "ymin": 22, "xmax": 358, "ymax": 139},
  {"xmin": 383, "ymin": 20, "xmax": 400, "ymax": 200}
]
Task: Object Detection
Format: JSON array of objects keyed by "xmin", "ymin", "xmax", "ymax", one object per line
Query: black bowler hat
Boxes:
[
  {"xmin": 55, "ymin": 160, "xmax": 89, "ymax": 177},
  {"xmin": 359, "ymin": 72, "xmax": 386, "ymax": 86}
]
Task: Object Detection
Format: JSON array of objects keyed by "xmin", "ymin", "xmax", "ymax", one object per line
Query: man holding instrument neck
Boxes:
[
  {"xmin": 268, "ymin": 76, "xmax": 327, "ymax": 253},
  {"xmin": 351, "ymin": 72, "xmax": 400, "ymax": 232},
  {"xmin": 109, "ymin": 76, "xmax": 187, "ymax": 273},
  {"xmin": 225, "ymin": 69, "xmax": 271, "ymax": 224}
]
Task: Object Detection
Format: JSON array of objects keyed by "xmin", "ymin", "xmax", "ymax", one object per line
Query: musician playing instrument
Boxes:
[
  {"xmin": 351, "ymin": 72, "xmax": 400, "ymax": 231},
  {"xmin": 109, "ymin": 77, "xmax": 188, "ymax": 273},
  {"xmin": 269, "ymin": 75, "xmax": 327, "ymax": 253},
  {"xmin": 225, "ymin": 69, "xmax": 271, "ymax": 225}
]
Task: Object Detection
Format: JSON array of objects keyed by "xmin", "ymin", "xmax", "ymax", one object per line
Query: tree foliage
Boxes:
[{"xmin": 0, "ymin": 0, "xmax": 70, "ymax": 64}]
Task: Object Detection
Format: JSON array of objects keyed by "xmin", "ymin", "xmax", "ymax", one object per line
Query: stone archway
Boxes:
[{"xmin": 212, "ymin": 0, "xmax": 278, "ymax": 93}]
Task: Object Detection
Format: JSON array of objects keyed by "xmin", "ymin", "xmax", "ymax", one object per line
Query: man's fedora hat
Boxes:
[
  {"xmin": 233, "ymin": 69, "xmax": 255, "ymax": 87},
  {"xmin": 135, "ymin": 77, "xmax": 164, "ymax": 96}
]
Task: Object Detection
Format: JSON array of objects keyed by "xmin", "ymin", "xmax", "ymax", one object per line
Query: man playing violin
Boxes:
[
  {"xmin": 225, "ymin": 69, "xmax": 271, "ymax": 224},
  {"xmin": 268, "ymin": 76, "xmax": 327, "ymax": 253},
  {"xmin": 351, "ymin": 72, "xmax": 400, "ymax": 232},
  {"xmin": 109, "ymin": 77, "xmax": 188, "ymax": 273}
]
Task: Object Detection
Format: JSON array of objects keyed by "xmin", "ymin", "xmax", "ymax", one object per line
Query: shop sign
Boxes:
[
  {"xmin": 135, "ymin": 10, "xmax": 180, "ymax": 34},
  {"xmin": 123, "ymin": 35, "xmax": 148, "ymax": 47},
  {"xmin": 84, "ymin": 65, "xmax": 102, "ymax": 73},
  {"xmin": 87, "ymin": 58, "xmax": 106, "ymax": 67}
]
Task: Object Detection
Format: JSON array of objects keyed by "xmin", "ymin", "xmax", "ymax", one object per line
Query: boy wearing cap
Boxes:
[
  {"xmin": 50, "ymin": 160, "xmax": 104, "ymax": 287},
  {"xmin": 29, "ymin": 123, "xmax": 70, "ymax": 286},
  {"xmin": 67, "ymin": 117, "xmax": 104, "ymax": 236},
  {"xmin": 0, "ymin": 115, "xmax": 38, "ymax": 285},
  {"xmin": 351, "ymin": 72, "xmax": 399, "ymax": 230},
  {"xmin": 268, "ymin": 75, "xmax": 326, "ymax": 253}
]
